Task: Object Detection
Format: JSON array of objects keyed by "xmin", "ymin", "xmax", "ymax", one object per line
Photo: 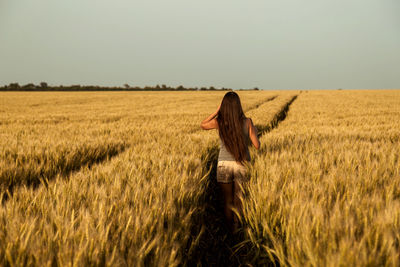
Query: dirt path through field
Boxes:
[{"xmin": 184, "ymin": 94, "xmax": 299, "ymax": 266}]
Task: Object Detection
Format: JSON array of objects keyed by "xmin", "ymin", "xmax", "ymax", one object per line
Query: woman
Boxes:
[{"xmin": 200, "ymin": 91, "xmax": 260, "ymax": 233}]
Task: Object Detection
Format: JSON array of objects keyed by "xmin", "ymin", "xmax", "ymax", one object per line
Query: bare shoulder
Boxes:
[
  {"xmin": 245, "ymin": 117, "xmax": 253, "ymax": 127},
  {"xmin": 210, "ymin": 118, "xmax": 219, "ymax": 129},
  {"xmin": 244, "ymin": 117, "xmax": 252, "ymax": 132},
  {"xmin": 201, "ymin": 117, "xmax": 219, "ymax": 130}
]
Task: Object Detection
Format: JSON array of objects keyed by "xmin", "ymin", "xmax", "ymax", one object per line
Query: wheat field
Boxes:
[{"xmin": 0, "ymin": 90, "xmax": 399, "ymax": 266}]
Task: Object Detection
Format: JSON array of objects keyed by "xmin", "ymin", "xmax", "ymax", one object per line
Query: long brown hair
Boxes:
[{"xmin": 217, "ymin": 91, "xmax": 248, "ymax": 163}]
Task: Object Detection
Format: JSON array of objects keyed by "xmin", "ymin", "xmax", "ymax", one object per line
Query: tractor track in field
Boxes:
[
  {"xmin": 244, "ymin": 95, "xmax": 277, "ymax": 113},
  {"xmin": 1, "ymin": 144, "xmax": 128, "ymax": 203},
  {"xmin": 255, "ymin": 94, "xmax": 298, "ymax": 136},
  {"xmin": 184, "ymin": 94, "xmax": 298, "ymax": 266}
]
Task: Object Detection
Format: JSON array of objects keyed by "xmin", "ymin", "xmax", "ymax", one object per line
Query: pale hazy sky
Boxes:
[{"xmin": 1, "ymin": 0, "xmax": 399, "ymax": 89}]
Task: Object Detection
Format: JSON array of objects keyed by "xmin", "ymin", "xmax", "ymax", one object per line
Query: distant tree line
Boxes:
[{"xmin": 0, "ymin": 82, "xmax": 261, "ymax": 91}]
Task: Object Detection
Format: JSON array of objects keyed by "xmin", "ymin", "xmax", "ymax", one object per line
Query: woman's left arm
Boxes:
[{"xmin": 200, "ymin": 108, "xmax": 219, "ymax": 130}]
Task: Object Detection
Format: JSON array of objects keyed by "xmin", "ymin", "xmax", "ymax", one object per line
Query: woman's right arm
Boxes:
[
  {"xmin": 248, "ymin": 118, "xmax": 260, "ymax": 149},
  {"xmin": 200, "ymin": 107, "xmax": 219, "ymax": 130}
]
